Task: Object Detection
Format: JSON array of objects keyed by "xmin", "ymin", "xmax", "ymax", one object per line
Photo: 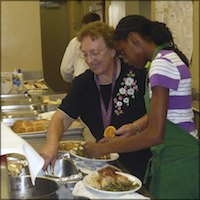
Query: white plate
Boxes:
[
  {"xmin": 70, "ymin": 150, "xmax": 119, "ymax": 162},
  {"xmin": 75, "ymin": 163, "xmax": 122, "ymax": 175},
  {"xmin": 83, "ymin": 171, "xmax": 142, "ymax": 194}
]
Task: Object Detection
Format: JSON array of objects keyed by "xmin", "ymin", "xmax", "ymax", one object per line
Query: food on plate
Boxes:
[
  {"xmin": 104, "ymin": 126, "xmax": 116, "ymax": 138},
  {"xmin": 12, "ymin": 119, "xmax": 49, "ymax": 133},
  {"xmin": 58, "ymin": 141, "xmax": 84, "ymax": 151},
  {"xmin": 73, "ymin": 144, "xmax": 111, "ymax": 160},
  {"xmin": 98, "ymin": 166, "xmax": 120, "ymax": 176},
  {"xmin": 89, "ymin": 167, "xmax": 139, "ymax": 191}
]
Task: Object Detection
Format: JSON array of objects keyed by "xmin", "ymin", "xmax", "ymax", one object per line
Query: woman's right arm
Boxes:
[{"xmin": 40, "ymin": 109, "xmax": 74, "ymax": 169}]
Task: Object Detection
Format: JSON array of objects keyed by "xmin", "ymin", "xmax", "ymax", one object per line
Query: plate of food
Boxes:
[
  {"xmin": 83, "ymin": 166, "xmax": 142, "ymax": 194},
  {"xmin": 74, "ymin": 161, "xmax": 122, "ymax": 175},
  {"xmin": 58, "ymin": 140, "xmax": 85, "ymax": 152},
  {"xmin": 70, "ymin": 145, "xmax": 119, "ymax": 162}
]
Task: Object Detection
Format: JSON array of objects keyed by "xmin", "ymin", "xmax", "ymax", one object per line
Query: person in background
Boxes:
[
  {"xmin": 84, "ymin": 15, "xmax": 199, "ymax": 199},
  {"xmin": 60, "ymin": 12, "xmax": 100, "ymax": 83},
  {"xmin": 40, "ymin": 21, "xmax": 151, "ymax": 182}
]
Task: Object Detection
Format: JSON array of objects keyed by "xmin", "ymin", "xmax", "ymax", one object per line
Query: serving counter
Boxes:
[{"xmin": 1, "ymin": 81, "xmax": 151, "ymax": 199}]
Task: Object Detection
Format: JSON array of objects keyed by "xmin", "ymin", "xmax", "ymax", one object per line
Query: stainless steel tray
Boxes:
[
  {"xmin": 1, "ymin": 105, "xmax": 34, "ymax": 111},
  {"xmin": 1, "ymin": 94, "xmax": 27, "ymax": 99},
  {"xmin": 2, "ymin": 110, "xmax": 38, "ymax": 119}
]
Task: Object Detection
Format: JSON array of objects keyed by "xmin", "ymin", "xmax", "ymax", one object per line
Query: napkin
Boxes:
[
  {"xmin": 1, "ymin": 122, "xmax": 44, "ymax": 185},
  {"xmin": 72, "ymin": 181, "xmax": 150, "ymax": 199}
]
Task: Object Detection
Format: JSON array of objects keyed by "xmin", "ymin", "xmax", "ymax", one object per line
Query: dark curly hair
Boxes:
[{"xmin": 114, "ymin": 15, "xmax": 189, "ymax": 66}]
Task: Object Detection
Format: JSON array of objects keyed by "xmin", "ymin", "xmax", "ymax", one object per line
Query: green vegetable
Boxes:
[{"xmin": 102, "ymin": 181, "xmax": 139, "ymax": 191}]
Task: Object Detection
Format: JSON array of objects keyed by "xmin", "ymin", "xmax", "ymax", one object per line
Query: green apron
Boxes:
[{"xmin": 144, "ymin": 83, "xmax": 199, "ymax": 199}]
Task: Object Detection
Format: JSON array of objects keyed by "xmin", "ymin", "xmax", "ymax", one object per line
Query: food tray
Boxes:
[{"xmin": 15, "ymin": 122, "xmax": 85, "ymax": 139}]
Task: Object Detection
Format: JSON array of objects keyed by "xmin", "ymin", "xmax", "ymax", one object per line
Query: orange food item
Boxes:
[{"xmin": 104, "ymin": 126, "xmax": 116, "ymax": 138}]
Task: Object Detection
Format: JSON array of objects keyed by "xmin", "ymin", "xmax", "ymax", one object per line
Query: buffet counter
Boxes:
[{"xmin": 1, "ymin": 79, "xmax": 151, "ymax": 199}]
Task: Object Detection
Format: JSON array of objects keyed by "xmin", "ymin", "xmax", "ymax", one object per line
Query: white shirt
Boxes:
[{"xmin": 60, "ymin": 37, "xmax": 89, "ymax": 83}]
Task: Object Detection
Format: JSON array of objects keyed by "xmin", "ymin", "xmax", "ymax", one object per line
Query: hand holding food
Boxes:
[
  {"xmin": 115, "ymin": 123, "xmax": 138, "ymax": 138},
  {"xmin": 83, "ymin": 141, "xmax": 108, "ymax": 158},
  {"xmin": 72, "ymin": 142, "xmax": 111, "ymax": 160}
]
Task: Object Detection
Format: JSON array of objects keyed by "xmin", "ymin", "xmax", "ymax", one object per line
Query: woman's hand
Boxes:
[
  {"xmin": 115, "ymin": 123, "xmax": 138, "ymax": 138},
  {"xmin": 40, "ymin": 143, "xmax": 58, "ymax": 170},
  {"xmin": 84, "ymin": 141, "xmax": 106, "ymax": 158}
]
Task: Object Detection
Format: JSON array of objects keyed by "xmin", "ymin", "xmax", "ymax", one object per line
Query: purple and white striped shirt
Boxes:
[{"xmin": 149, "ymin": 49, "xmax": 197, "ymax": 138}]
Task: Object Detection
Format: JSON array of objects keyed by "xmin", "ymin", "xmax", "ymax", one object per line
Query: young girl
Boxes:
[{"xmin": 84, "ymin": 15, "xmax": 199, "ymax": 199}]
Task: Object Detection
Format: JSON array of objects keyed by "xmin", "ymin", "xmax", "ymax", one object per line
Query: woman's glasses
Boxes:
[{"xmin": 81, "ymin": 46, "xmax": 107, "ymax": 61}]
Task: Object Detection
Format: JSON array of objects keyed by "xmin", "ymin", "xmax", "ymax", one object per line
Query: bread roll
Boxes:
[{"xmin": 12, "ymin": 119, "xmax": 49, "ymax": 133}]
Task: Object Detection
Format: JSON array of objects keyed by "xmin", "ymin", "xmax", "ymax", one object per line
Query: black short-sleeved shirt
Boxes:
[{"xmin": 59, "ymin": 59, "xmax": 152, "ymax": 180}]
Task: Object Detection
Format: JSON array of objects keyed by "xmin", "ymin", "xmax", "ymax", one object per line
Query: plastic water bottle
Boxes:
[
  {"xmin": 17, "ymin": 69, "xmax": 24, "ymax": 90},
  {"xmin": 12, "ymin": 68, "xmax": 24, "ymax": 93}
]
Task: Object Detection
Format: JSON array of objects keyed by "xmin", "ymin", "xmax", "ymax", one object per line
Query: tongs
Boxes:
[{"xmin": 45, "ymin": 164, "xmax": 55, "ymax": 177}]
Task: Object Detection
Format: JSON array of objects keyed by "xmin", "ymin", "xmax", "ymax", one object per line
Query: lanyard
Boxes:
[{"xmin": 94, "ymin": 61, "xmax": 117, "ymax": 129}]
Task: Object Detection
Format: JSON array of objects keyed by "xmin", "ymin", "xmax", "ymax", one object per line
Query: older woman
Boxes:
[{"xmin": 40, "ymin": 21, "xmax": 151, "ymax": 181}]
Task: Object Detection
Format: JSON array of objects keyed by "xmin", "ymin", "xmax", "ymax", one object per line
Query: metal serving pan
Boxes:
[
  {"xmin": 2, "ymin": 110, "xmax": 38, "ymax": 119},
  {"xmin": 45, "ymin": 155, "xmax": 83, "ymax": 184}
]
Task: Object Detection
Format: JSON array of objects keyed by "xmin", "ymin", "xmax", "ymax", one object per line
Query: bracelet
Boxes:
[{"xmin": 132, "ymin": 123, "xmax": 140, "ymax": 134}]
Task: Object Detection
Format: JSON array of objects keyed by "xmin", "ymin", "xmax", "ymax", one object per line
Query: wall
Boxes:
[
  {"xmin": 40, "ymin": 1, "xmax": 70, "ymax": 92},
  {"xmin": 1, "ymin": 1, "xmax": 43, "ymax": 73},
  {"xmin": 66, "ymin": 0, "xmax": 104, "ymax": 40},
  {"xmin": 66, "ymin": 0, "xmax": 82, "ymax": 40},
  {"xmin": 125, "ymin": 1, "xmax": 139, "ymax": 15},
  {"xmin": 1, "ymin": 0, "xmax": 198, "ymax": 94},
  {"xmin": 105, "ymin": 1, "xmax": 151, "ymax": 27},
  {"xmin": 108, "ymin": 1, "xmax": 125, "ymax": 27},
  {"xmin": 139, "ymin": 1, "xmax": 151, "ymax": 19}
]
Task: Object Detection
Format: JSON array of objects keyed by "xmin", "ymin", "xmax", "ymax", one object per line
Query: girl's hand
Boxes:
[
  {"xmin": 115, "ymin": 123, "xmax": 137, "ymax": 138},
  {"xmin": 83, "ymin": 141, "xmax": 106, "ymax": 158}
]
